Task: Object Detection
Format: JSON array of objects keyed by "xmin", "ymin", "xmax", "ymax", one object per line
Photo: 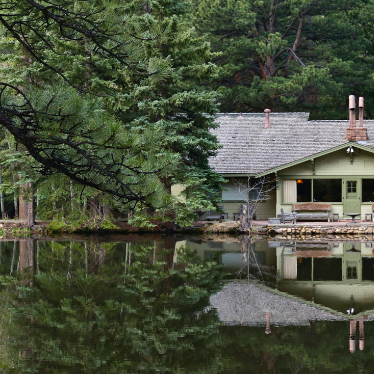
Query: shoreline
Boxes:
[{"xmin": 2, "ymin": 219, "xmax": 374, "ymax": 239}]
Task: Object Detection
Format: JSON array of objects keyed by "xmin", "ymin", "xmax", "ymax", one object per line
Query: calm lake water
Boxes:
[{"xmin": 1, "ymin": 235, "xmax": 374, "ymax": 373}]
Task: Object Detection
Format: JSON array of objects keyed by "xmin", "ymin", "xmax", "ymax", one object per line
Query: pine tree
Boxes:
[
  {"xmin": 191, "ymin": 0, "xmax": 374, "ymax": 117},
  {"xmin": 0, "ymin": 0, "xmax": 223, "ymax": 225}
]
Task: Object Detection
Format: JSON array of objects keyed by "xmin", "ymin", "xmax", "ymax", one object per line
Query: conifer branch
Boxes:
[{"xmin": 0, "ymin": 84, "xmax": 167, "ymax": 208}]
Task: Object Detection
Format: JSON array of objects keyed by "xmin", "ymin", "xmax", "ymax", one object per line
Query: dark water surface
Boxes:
[{"xmin": 0, "ymin": 235, "xmax": 374, "ymax": 373}]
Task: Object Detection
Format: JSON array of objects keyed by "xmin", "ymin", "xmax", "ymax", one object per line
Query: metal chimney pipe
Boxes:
[
  {"xmin": 349, "ymin": 95, "xmax": 356, "ymax": 128},
  {"xmin": 359, "ymin": 316, "xmax": 365, "ymax": 351},
  {"xmin": 264, "ymin": 108, "xmax": 271, "ymax": 128},
  {"xmin": 359, "ymin": 97, "xmax": 364, "ymax": 128}
]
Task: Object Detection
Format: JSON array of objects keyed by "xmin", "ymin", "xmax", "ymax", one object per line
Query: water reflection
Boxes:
[
  {"xmin": 180, "ymin": 236, "xmax": 277, "ymax": 286},
  {"xmin": 2, "ymin": 236, "xmax": 374, "ymax": 372},
  {"xmin": 0, "ymin": 238, "xmax": 224, "ymax": 373},
  {"xmin": 277, "ymin": 240, "xmax": 374, "ymax": 314},
  {"xmin": 181, "ymin": 236, "xmax": 374, "ymax": 315}
]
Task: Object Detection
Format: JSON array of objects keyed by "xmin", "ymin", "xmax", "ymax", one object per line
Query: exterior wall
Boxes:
[
  {"xmin": 276, "ymin": 148, "xmax": 374, "ymax": 217},
  {"xmin": 174, "ymin": 177, "xmax": 278, "ymax": 220},
  {"xmin": 315, "ymin": 149, "xmax": 374, "ymax": 175},
  {"xmin": 171, "ymin": 184, "xmax": 186, "ymax": 203},
  {"xmin": 220, "ymin": 177, "xmax": 276, "ymax": 220},
  {"xmin": 280, "ymin": 149, "xmax": 374, "ymax": 177}
]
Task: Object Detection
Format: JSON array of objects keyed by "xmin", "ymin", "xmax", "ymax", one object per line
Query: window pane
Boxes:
[
  {"xmin": 347, "ymin": 181, "xmax": 357, "ymax": 193},
  {"xmin": 297, "ymin": 179, "xmax": 311, "ymax": 202},
  {"xmin": 313, "ymin": 179, "xmax": 342, "ymax": 202},
  {"xmin": 362, "ymin": 179, "xmax": 374, "ymax": 202}
]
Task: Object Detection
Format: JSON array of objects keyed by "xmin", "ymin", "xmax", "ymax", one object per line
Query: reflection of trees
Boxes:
[
  {"xmin": 220, "ymin": 321, "xmax": 374, "ymax": 374},
  {"xmin": 236, "ymin": 236, "xmax": 276, "ymax": 287},
  {"xmin": 3, "ymin": 240, "xmax": 224, "ymax": 373},
  {"xmin": 5, "ymin": 238, "xmax": 374, "ymax": 373}
]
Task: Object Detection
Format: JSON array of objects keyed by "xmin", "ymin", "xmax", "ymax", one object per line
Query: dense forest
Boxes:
[{"xmin": 0, "ymin": 0, "xmax": 372, "ymax": 226}]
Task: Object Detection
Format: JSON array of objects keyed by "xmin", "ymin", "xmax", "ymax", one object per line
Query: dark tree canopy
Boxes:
[
  {"xmin": 192, "ymin": 0, "xmax": 374, "ymax": 118},
  {"xmin": 0, "ymin": 0, "xmax": 223, "ymax": 221}
]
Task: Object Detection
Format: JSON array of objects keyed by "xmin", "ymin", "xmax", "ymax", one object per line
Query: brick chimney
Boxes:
[{"xmin": 346, "ymin": 95, "xmax": 367, "ymax": 141}]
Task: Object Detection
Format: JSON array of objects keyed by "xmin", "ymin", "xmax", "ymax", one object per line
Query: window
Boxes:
[
  {"xmin": 283, "ymin": 180, "xmax": 297, "ymax": 203},
  {"xmin": 222, "ymin": 182, "xmax": 246, "ymax": 201},
  {"xmin": 251, "ymin": 188, "xmax": 264, "ymax": 200},
  {"xmin": 347, "ymin": 181, "xmax": 357, "ymax": 193},
  {"xmin": 347, "ymin": 266, "xmax": 357, "ymax": 280},
  {"xmin": 362, "ymin": 179, "xmax": 374, "ymax": 202},
  {"xmin": 313, "ymin": 179, "xmax": 342, "ymax": 202},
  {"xmin": 297, "ymin": 179, "xmax": 311, "ymax": 202}
]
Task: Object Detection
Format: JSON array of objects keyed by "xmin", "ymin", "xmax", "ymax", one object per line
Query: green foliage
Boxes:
[
  {"xmin": 46, "ymin": 215, "xmax": 120, "ymax": 233},
  {"xmin": 1, "ymin": 239, "xmax": 224, "ymax": 373},
  {"xmin": 0, "ymin": 0, "xmax": 223, "ymax": 225},
  {"xmin": 192, "ymin": 0, "xmax": 374, "ymax": 117}
]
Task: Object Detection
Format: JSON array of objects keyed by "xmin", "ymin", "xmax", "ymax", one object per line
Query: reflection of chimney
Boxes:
[
  {"xmin": 359, "ymin": 316, "xmax": 365, "ymax": 351},
  {"xmin": 349, "ymin": 95, "xmax": 356, "ymax": 128},
  {"xmin": 265, "ymin": 313, "xmax": 272, "ymax": 334},
  {"xmin": 349, "ymin": 320, "xmax": 356, "ymax": 353},
  {"xmin": 359, "ymin": 97, "xmax": 364, "ymax": 128},
  {"xmin": 264, "ymin": 109, "xmax": 271, "ymax": 128},
  {"xmin": 347, "ymin": 95, "xmax": 367, "ymax": 141}
]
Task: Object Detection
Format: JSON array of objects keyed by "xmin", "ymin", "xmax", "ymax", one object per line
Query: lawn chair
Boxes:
[{"xmin": 280, "ymin": 208, "xmax": 296, "ymax": 224}]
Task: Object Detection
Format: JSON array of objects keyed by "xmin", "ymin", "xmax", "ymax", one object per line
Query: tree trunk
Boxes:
[
  {"xmin": 0, "ymin": 165, "xmax": 5, "ymax": 219},
  {"xmin": 14, "ymin": 191, "xmax": 18, "ymax": 219},
  {"xmin": 83, "ymin": 197, "xmax": 87, "ymax": 215},
  {"xmin": 70, "ymin": 180, "xmax": 74, "ymax": 212},
  {"xmin": 27, "ymin": 192, "xmax": 35, "ymax": 227},
  {"xmin": 239, "ymin": 204, "xmax": 249, "ymax": 232},
  {"xmin": 103, "ymin": 203, "xmax": 110, "ymax": 218},
  {"xmin": 90, "ymin": 197, "xmax": 99, "ymax": 218},
  {"xmin": 19, "ymin": 238, "xmax": 35, "ymax": 286},
  {"xmin": 19, "ymin": 183, "xmax": 35, "ymax": 226}
]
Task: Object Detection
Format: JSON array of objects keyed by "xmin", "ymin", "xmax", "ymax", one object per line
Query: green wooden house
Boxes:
[{"xmin": 209, "ymin": 96, "xmax": 374, "ymax": 220}]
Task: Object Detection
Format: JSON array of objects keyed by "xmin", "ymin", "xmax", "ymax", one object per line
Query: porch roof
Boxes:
[{"xmin": 209, "ymin": 113, "xmax": 374, "ymax": 176}]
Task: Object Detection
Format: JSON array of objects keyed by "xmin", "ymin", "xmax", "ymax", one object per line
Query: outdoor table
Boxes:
[{"xmin": 346, "ymin": 213, "xmax": 361, "ymax": 223}]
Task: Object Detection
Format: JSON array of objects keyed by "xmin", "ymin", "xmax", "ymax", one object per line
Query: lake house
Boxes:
[{"xmin": 209, "ymin": 96, "xmax": 374, "ymax": 220}]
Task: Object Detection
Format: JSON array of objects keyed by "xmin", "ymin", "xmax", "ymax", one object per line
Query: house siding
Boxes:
[
  {"xmin": 171, "ymin": 184, "xmax": 186, "ymax": 203},
  {"xmin": 277, "ymin": 148, "xmax": 374, "ymax": 218},
  {"xmin": 221, "ymin": 177, "xmax": 277, "ymax": 220}
]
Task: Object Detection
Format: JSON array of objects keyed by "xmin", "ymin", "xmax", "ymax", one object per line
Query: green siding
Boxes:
[
  {"xmin": 276, "ymin": 148, "xmax": 374, "ymax": 218},
  {"xmin": 220, "ymin": 177, "xmax": 277, "ymax": 220},
  {"xmin": 171, "ymin": 184, "xmax": 186, "ymax": 202},
  {"xmin": 279, "ymin": 160, "xmax": 313, "ymax": 176},
  {"xmin": 220, "ymin": 198, "xmax": 276, "ymax": 220},
  {"xmin": 316, "ymin": 149, "xmax": 374, "ymax": 176}
]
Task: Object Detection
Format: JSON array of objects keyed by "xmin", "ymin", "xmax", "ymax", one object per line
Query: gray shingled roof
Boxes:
[{"xmin": 209, "ymin": 113, "xmax": 374, "ymax": 175}]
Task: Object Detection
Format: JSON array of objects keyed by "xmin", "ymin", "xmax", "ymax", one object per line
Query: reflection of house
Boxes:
[
  {"xmin": 277, "ymin": 241, "xmax": 374, "ymax": 313},
  {"xmin": 209, "ymin": 96, "xmax": 374, "ymax": 219},
  {"xmin": 174, "ymin": 239, "xmax": 276, "ymax": 272}
]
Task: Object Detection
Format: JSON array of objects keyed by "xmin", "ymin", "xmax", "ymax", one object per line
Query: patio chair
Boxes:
[{"xmin": 280, "ymin": 208, "xmax": 296, "ymax": 224}]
